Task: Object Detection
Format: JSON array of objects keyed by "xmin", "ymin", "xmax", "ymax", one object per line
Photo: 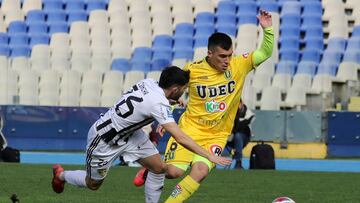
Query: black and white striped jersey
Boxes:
[{"xmin": 95, "ymin": 78, "xmax": 175, "ymax": 144}]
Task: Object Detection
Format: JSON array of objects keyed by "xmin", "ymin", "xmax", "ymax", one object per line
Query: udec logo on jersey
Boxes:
[
  {"xmin": 205, "ymin": 100, "xmax": 227, "ymax": 113},
  {"xmin": 210, "ymin": 144, "xmax": 222, "ymax": 156}
]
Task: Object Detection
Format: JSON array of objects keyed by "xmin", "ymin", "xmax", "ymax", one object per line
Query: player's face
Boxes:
[
  {"xmin": 208, "ymin": 46, "xmax": 233, "ymax": 72},
  {"xmin": 169, "ymin": 84, "xmax": 187, "ymax": 101}
]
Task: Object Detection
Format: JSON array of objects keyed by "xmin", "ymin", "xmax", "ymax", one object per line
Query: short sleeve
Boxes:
[{"xmin": 151, "ymin": 103, "xmax": 175, "ymax": 125}]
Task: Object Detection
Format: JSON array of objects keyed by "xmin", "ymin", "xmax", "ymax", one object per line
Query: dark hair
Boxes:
[
  {"xmin": 159, "ymin": 66, "xmax": 190, "ymax": 89},
  {"xmin": 208, "ymin": 32, "xmax": 232, "ymax": 51}
]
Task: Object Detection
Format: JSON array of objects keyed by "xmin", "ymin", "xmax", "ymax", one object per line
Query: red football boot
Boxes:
[
  {"xmin": 52, "ymin": 164, "xmax": 65, "ymax": 193},
  {"xmin": 133, "ymin": 167, "xmax": 148, "ymax": 187}
]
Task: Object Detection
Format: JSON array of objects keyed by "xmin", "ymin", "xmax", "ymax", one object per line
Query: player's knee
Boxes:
[
  {"xmin": 165, "ymin": 165, "xmax": 184, "ymax": 179},
  {"xmin": 190, "ymin": 162, "xmax": 210, "ymax": 181},
  {"xmin": 149, "ymin": 163, "xmax": 167, "ymax": 174},
  {"xmin": 86, "ymin": 177, "xmax": 103, "ymax": 191}
]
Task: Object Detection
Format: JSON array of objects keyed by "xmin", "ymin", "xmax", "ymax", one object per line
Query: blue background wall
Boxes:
[{"xmin": 1, "ymin": 105, "xmax": 359, "ymax": 158}]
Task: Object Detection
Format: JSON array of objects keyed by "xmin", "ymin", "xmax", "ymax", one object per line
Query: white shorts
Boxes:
[{"xmin": 85, "ymin": 123, "xmax": 159, "ymax": 180}]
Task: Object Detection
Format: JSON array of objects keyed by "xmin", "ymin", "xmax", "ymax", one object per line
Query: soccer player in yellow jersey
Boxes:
[{"xmin": 143, "ymin": 10, "xmax": 274, "ymax": 203}]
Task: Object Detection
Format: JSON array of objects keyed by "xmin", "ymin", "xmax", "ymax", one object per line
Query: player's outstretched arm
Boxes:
[
  {"xmin": 162, "ymin": 122, "xmax": 232, "ymax": 166},
  {"xmin": 253, "ymin": 10, "xmax": 274, "ymax": 67}
]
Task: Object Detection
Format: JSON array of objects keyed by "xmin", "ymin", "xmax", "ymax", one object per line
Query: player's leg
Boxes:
[
  {"xmin": 137, "ymin": 153, "xmax": 167, "ymax": 203},
  {"xmin": 233, "ymin": 132, "xmax": 244, "ymax": 169},
  {"xmin": 120, "ymin": 129, "xmax": 164, "ymax": 203},
  {"xmin": 144, "ymin": 137, "xmax": 192, "ymax": 203},
  {"xmin": 164, "ymin": 160, "xmax": 209, "ymax": 203},
  {"xmin": 165, "ymin": 141, "xmax": 226, "ymax": 202},
  {"xmin": 52, "ymin": 124, "xmax": 113, "ymax": 193}
]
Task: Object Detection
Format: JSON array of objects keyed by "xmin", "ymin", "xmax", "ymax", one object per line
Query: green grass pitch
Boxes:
[{"xmin": 1, "ymin": 163, "xmax": 360, "ymax": 203}]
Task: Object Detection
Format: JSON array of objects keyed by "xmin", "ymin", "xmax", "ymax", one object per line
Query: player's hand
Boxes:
[
  {"xmin": 156, "ymin": 124, "xmax": 166, "ymax": 137},
  {"xmin": 177, "ymin": 98, "xmax": 187, "ymax": 108},
  {"xmin": 208, "ymin": 155, "xmax": 232, "ymax": 166},
  {"xmin": 169, "ymin": 98, "xmax": 187, "ymax": 108},
  {"xmin": 257, "ymin": 10, "xmax": 272, "ymax": 29}
]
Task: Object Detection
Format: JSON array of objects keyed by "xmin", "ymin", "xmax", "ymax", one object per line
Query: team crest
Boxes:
[
  {"xmin": 97, "ymin": 169, "xmax": 108, "ymax": 177},
  {"xmin": 209, "ymin": 144, "xmax": 222, "ymax": 156},
  {"xmin": 224, "ymin": 70, "xmax": 231, "ymax": 80},
  {"xmin": 170, "ymin": 185, "xmax": 182, "ymax": 198}
]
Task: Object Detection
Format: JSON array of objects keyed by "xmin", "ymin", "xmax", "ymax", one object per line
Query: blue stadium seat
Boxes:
[
  {"xmin": 131, "ymin": 60, "xmax": 151, "ymax": 72},
  {"xmin": 322, "ymin": 50, "xmax": 343, "ymax": 65},
  {"xmin": 10, "ymin": 45, "xmax": 31, "ymax": 57},
  {"xmin": 9, "ymin": 34, "xmax": 30, "ymax": 46},
  {"xmin": 280, "ymin": 38, "xmax": 300, "ymax": 50},
  {"xmin": 151, "ymin": 58, "xmax": 171, "ymax": 71},
  {"xmin": 281, "ymin": 1, "xmax": 301, "ymax": 16},
  {"xmin": 279, "ymin": 48, "xmax": 300, "ymax": 63},
  {"xmin": 46, "ymin": 10, "xmax": 67, "ymax": 23},
  {"xmin": 86, "ymin": 0, "xmax": 107, "ymax": 13},
  {"xmin": 111, "ymin": 58, "xmax": 131, "ymax": 72},
  {"xmin": 237, "ymin": 14, "xmax": 257, "ymax": 25},
  {"xmin": 0, "ymin": 33, "xmax": 9, "ymax": 45},
  {"xmin": 194, "ymin": 36, "xmax": 208, "ymax": 48},
  {"xmin": 153, "ymin": 35, "xmax": 173, "ymax": 49},
  {"xmin": 301, "ymin": 15, "xmax": 323, "ymax": 30},
  {"xmin": 346, "ymin": 38, "xmax": 360, "ymax": 50},
  {"xmin": 132, "ymin": 47, "xmax": 153, "ymax": 62},
  {"xmin": 302, "ymin": 1, "xmax": 323, "ymax": 15},
  {"xmin": 66, "ymin": 0, "xmax": 86, "ymax": 11},
  {"xmin": 305, "ymin": 27, "xmax": 323, "ymax": 38},
  {"xmin": 194, "ymin": 24, "xmax": 216, "ymax": 38},
  {"xmin": 216, "ymin": 0, "xmax": 237, "ymax": 15},
  {"xmin": 327, "ymin": 38, "xmax": 347, "ymax": 52},
  {"xmin": 8, "ymin": 21, "xmax": 27, "ymax": 34},
  {"xmin": 316, "ymin": 62, "xmax": 337, "ymax": 76},
  {"xmin": 152, "ymin": 48, "xmax": 173, "ymax": 61},
  {"xmin": 276, "ymin": 60, "xmax": 297, "ymax": 75},
  {"xmin": 174, "ymin": 23, "xmax": 194, "ymax": 38},
  {"xmin": 216, "ymin": 13, "xmax": 237, "ymax": 26},
  {"xmin": 301, "ymin": 49, "xmax": 322, "ymax": 63},
  {"xmin": 43, "ymin": 0, "xmax": 64, "ymax": 11},
  {"xmin": 280, "ymin": 26, "xmax": 300, "ymax": 38},
  {"xmin": 26, "ymin": 10, "xmax": 46, "ymax": 22},
  {"xmin": 352, "ymin": 26, "xmax": 360, "ymax": 37},
  {"xmin": 173, "ymin": 48, "xmax": 194, "ymax": 61},
  {"xmin": 281, "ymin": 14, "xmax": 301, "ymax": 27},
  {"xmin": 48, "ymin": 22, "xmax": 69, "ymax": 34},
  {"xmin": 258, "ymin": 1, "xmax": 279, "ymax": 12},
  {"xmin": 67, "ymin": 11, "xmax": 88, "ymax": 23},
  {"xmin": 27, "ymin": 22, "xmax": 48, "ymax": 34},
  {"xmin": 296, "ymin": 61, "xmax": 317, "ymax": 76},
  {"xmin": 195, "ymin": 12, "xmax": 215, "ymax": 26},
  {"xmin": 0, "ymin": 45, "xmax": 10, "ymax": 57},
  {"xmin": 304, "ymin": 37, "xmax": 324, "ymax": 51},
  {"xmin": 29, "ymin": 34, "xmax": 50, "ymax": 47},
  {"xmin": 217, "ymin": 24, "xmax": 237, "ymax": 37},
  {"xmin": 343, "ymin": 50, "xmax": 360, "ymax": 64},
  {"xmin": 236, "ymin": 1, "xmax": 258, "ymax": 15},
  {"xmin": 173, "ymin": 36, "xmax": 193, "ymax": 49}
]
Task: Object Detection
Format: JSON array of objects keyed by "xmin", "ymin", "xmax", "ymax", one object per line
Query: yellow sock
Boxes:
[{"xmin": 165, "ymin": 175, "xmax": 200, "ymax": 203}]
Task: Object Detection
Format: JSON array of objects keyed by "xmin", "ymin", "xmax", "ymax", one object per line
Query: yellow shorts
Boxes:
[{"xmin": 164, "ymin": 136, "xmax": 227, "ymax": 171}]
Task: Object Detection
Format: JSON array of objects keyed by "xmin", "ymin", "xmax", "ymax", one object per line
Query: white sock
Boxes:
[
  {"xmin": 63, "ymin": 170, "xmax": 87, "ymax": 188},
  {"xmin": 145, "ymin": 172, "xmax": 165, "ymax": 203}
]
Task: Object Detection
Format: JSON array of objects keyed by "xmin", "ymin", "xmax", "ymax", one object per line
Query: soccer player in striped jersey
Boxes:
[
  {"xmin": 143, "ymin": 10, "xmax": 274, "ymax": 203},
  {"xmin": 51, "ymin": 66, "xmax": 231, "ymax": 194}
]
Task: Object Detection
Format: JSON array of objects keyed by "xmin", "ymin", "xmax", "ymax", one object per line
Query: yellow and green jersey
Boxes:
[{"xmin": 179, "ymin": 53, "xmax": 254, "ymax": 140}]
